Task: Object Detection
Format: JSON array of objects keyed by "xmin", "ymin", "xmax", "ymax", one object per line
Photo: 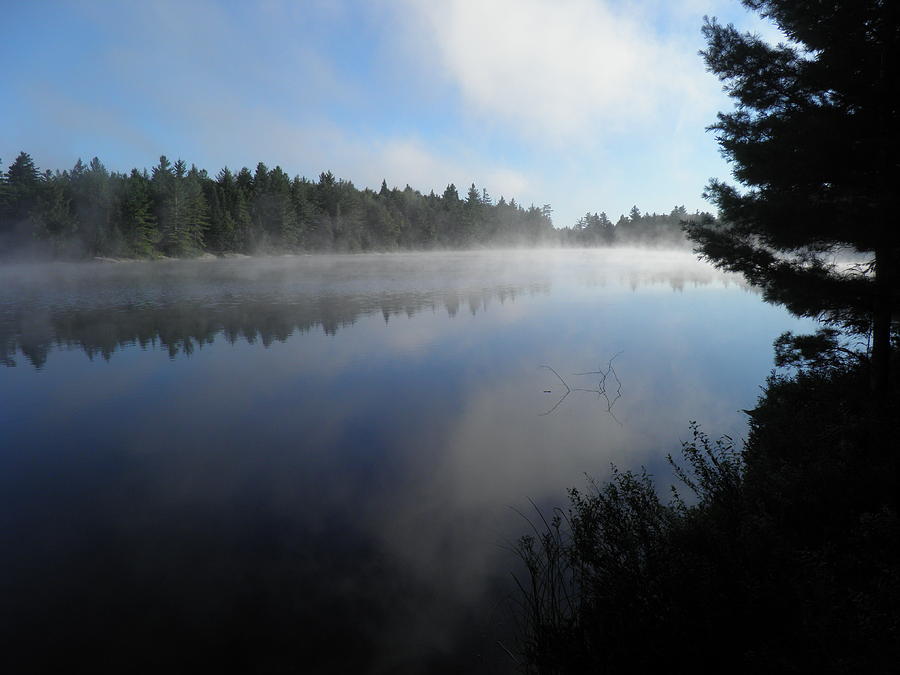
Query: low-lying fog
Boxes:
[{"xmin": 1, "ymin": 248, "xmax": 750, "ymax": 364}]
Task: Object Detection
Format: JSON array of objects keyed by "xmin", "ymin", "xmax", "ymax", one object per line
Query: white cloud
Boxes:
[
  {"xmin": 182, "ymin": 104, "xmax": 531, "ymax": 203},
  {"xmin": 399, "ymin": 0, "xmax": 718, "ymax": 144},
  {"xmin": 5, "ymin": 0, "xmax": 756, "ymax": 226},
  {"xmin": 376, "ymin": 138, "xmax": 477, "ymax": 190},
  {"xmin": 483, "ymin": 167, "xmax": 529, "ymax": 200},
  {"xmin": 14, "ymin": 1, "xmax": 533, "ymax": 205},
  {"xmin": 366, "ymin": 138, "xmax": 530, "ymax": 197}
]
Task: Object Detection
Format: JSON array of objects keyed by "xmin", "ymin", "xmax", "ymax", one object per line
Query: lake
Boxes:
[{"xmin": 0, "ymin": 249, "xmax": 816, "ymax": 673}]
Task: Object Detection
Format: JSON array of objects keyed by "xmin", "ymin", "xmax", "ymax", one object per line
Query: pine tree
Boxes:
[
  {"xmin": 70, "ymin": 157, "xmax": 116, "ymax": 255},
  {"xmin": 32, "ymin": 174, "xmax": 76, "ymax": 251},
  {"xmin": 152, "ymin": 156, "xmax": 176, "ymax": 255},
  {"xmin": 118, "ymin": 169, "xmax": 159, "ymax": 257},
  {"xmin": 182, "ymin": 164, "xmax": 209, "ymax": 253},
  {"xmin": 1, "ymin": 152, "xmax": 41, "ymax": 233},
  {"xmin": 687, "ymin": 1, "xmax": 900, "ymax": 397},
  {"xmin": 204, "ymin": 174, "xmax": 227, "ymax": 252},
  {"xmin": 5, "ymin": 151, "xmax": 39, "ymax": 189},
  {"xmin": 315, "ymin": 171, "xmax": 339, "ymax": 218},
  {"xmin": 154, "ymin": 157, "xmax": 206, "ymax": 256},
  {"xmin": 233, "ymin": 167, "xmax": 254, "ymax": 250},
  {"xmin": 442, "ymin": 183, "xmax": 459, "ymax": 204}
]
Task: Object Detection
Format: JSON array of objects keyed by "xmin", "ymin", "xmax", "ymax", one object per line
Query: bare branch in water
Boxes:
[
  {"xmin": 573, "ymin": 350, "xmax": 623, "ymax": 375},
  {"xmin": 540, "ymin": 365, "xmax": 570, "ymax": 392},
  {"xmin": 538, "ymin": 365, "xmax": 572, "ymax": 416},
  {"xmin": 539, "ymin": 353, "xmax": 623, "ymax": 421}
]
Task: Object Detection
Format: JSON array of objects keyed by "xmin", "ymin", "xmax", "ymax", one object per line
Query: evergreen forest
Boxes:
[{"xmin": 0, "ymin": 152, "xmax": 704, "ymax": 259}]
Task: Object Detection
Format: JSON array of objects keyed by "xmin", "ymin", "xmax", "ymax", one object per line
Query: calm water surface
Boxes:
[{"xmin": 0, "ymin": 250, "xmax": 815, "ymax": 673}]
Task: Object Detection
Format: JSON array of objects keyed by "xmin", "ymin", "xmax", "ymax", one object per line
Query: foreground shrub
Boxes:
[{"xmin": 515, "ymin": 360, "xmax": 899, "ymax": 674}]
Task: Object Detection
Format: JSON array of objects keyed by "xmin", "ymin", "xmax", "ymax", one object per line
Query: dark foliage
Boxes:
[
  {"xmin": 685, "ymin": 0, "xmax": 900, "ymax": 395},
  {"xmin": 516, "ymin": 2, "xmax": 900, "ymax": 671},
  {"xmin": 0, "ymin": 154, "xmax": 557, "ymax": 257},
  {"xmin": 0, "ymin": 153, "xmax": 709, "ymax": 259},
  {"xmin": 515, "ymin": 358, "xmax": 900, "ymax": 673}
]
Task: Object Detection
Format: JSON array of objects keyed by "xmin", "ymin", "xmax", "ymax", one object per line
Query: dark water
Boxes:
[{"xmin": 0, "ymin": 250, "xmax": 815, "ymax": 673}]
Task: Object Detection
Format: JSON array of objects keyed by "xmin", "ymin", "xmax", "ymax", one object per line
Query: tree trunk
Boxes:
[{"xmin": 871, "ymin": 247, "xmax": 892, "ymax": 402}]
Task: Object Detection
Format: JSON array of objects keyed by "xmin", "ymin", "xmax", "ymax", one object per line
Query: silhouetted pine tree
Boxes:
[{"xmin": 687, "ymin": 0, "xmax": 900, "ymax": 397}]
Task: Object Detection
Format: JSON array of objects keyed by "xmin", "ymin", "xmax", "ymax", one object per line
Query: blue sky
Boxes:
[{"xmin": 1, "ymin": 0, "xmax": 784, "ymax": 228}]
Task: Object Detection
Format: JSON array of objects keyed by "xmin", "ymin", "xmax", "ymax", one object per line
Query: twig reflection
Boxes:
[
  {"xmin": 539, "ymin": 352, "xmax": 623, "ymax": 422},
  {"xmin": 538, "ymin": 365, "xmax": 572, "ymax": 416}
]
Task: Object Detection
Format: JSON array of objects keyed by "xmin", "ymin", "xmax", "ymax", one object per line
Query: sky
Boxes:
[{"xmin": 1, "ymin": 0, "xmax": 786, "ymax": 229}]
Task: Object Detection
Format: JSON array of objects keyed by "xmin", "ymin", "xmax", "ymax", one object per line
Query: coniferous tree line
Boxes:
[
  {"xmin": 558, "ymin": 204, "xmax": 708, "ymax": 248},
  {"xmin": 0, "ymin": 152, "xmax": 705, "ymax": 259},
  {"xmin": 0, "ymin": 152, "xmax": 556, "ymax": 258}
]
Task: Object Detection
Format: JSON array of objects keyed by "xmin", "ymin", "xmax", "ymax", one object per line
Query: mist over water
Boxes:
[{"xmin": 0, "ymin": 249, "xmax": 815, "ymax": 672}]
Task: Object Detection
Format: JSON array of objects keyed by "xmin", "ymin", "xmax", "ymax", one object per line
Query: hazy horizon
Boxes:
[{"xmin": 1, "ymin": 0, "xmax": 787, "ymax": 229}]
